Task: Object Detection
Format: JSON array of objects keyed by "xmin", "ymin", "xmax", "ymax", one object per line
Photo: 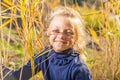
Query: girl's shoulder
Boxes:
[
  {"xmin": 71, "ymin": 51, "xmax": 90, "ymax": 73},
  {"xmin": 71, "ymin": 50, "xmax": 87, "ymax": 66}
]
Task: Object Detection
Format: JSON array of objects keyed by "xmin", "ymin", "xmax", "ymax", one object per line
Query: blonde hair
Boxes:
[{"xmin": 47, "ymin": 6, "xmax": 88, "ymax": 53}]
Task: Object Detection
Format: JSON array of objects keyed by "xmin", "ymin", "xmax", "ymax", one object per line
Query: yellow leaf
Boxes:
[
  {"xmin": 4, "ymin": 0, "xmax": 14, "ymax": 6},
  {"xmin": 0, "ymin": 2, "xmax": 10, "ymax": 8},
  {"xmin": 0, "ymin": 18, "xmax": 13, "ymax": 29},
  {"xmin": 20, "ymin": 1, "xmax": 27, "ymax": 28},
  {"xmin": 89, "ymin": 28, "xmax": 100, "ymax": 45},
  {"xmin": 13, "ymin": 7, "xmax": 17, "ymax": 14},
  {"xmin": 3, "ymin": 0, "xmax": 14, "ymax": 6},
  {"xmin": 83, "ymin": 10, "xmax": 102, "ymax": 16}
]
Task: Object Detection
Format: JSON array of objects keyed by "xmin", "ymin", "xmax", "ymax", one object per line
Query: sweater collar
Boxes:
[
  {"xmin": 48, "ymin": 48, "xmax": 80, "ymax": 66},
  {"xmin": 51, "ymin": 48, "xmax": 73, "ymax": 58}
]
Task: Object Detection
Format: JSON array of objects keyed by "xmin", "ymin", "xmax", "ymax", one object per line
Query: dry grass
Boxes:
[{"xmin": 0, "ymin": 0, "xmax": 120, "ymax": 80}]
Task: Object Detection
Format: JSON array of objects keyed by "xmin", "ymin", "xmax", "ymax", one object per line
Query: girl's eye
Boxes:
[
  {"xmin": 65, "ymin": 31, "xmax": 74, "ymax": 35},
  {"xmin": 52, "ymin": 30, "xmax": 59, "ymax": 33},
  {"xmin": 50, "ymin": 29, "xmax": 74, "ymax": 36},
  {"xmin": 50, "ymin": 29, "xmax": 60, "ymax": 34}
]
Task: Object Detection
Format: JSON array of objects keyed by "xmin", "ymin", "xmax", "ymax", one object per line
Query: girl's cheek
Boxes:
[
  {"xmin": 49, "ymin": 35, "xmax": 56, "ymax": 43},
  {"xmin": 49, "ymin": 35, "xmax": 56, "ymax": 39}
]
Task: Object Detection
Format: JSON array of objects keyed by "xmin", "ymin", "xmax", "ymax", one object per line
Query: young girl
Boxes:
[{"xmin": 1, "ymin": 6, "xmax": 92, "ymax": 80}]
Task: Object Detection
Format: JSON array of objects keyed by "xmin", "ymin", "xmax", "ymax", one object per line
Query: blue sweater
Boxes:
[{"xmin": 5, "ymin": 48, "xmax": 92, "ymax": 80}]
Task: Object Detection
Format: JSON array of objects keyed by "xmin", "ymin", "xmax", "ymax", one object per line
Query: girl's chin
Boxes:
[
  {"xmin": 54, "ymin": 49, "xmax": 65, "ymax": 52},
  {"xmin": 53, "ymin": 47, "xmax": 69, "ymax": 52}
]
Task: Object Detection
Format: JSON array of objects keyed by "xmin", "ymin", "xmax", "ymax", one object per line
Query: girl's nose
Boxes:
[{"xmin": 57, "ymin": 32, "xmax": 66, "ymax": 39}]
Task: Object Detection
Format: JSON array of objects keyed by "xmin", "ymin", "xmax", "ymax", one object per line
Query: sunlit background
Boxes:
[{"xmin": 0, "ymin": 0, "xmax": 120, "ymax": 80}]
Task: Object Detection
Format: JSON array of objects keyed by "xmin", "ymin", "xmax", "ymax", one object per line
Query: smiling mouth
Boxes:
[{"xmin": 55, "ymin": 41, "xmax": 67, "ymax": 44}]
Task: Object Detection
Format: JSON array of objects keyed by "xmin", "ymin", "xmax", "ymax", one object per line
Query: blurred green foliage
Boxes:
[{"xmin": 0, "ymin": 0, "xmax": 120, "ymax": 80}]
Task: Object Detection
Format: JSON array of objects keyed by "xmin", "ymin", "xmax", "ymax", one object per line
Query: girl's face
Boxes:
[{"xmin": 48, "ymin": 15, "xmax": 76, "ymax": 52}]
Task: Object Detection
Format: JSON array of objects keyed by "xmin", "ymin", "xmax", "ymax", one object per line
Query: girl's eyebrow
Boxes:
[
  {"xmin": 51, "ymin": 28, "xmax": 73, "ymax": 31},
  {"xmin": 55, "ymin": 26, "xmax": 61, "ymax": 28},
  {"xmin": 50, "ymin": 25, "xmax": 59, "ymax": 29},
  {"xmin": 50, "ymin": 24, "xmax": 73, "ymax": 30}
]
